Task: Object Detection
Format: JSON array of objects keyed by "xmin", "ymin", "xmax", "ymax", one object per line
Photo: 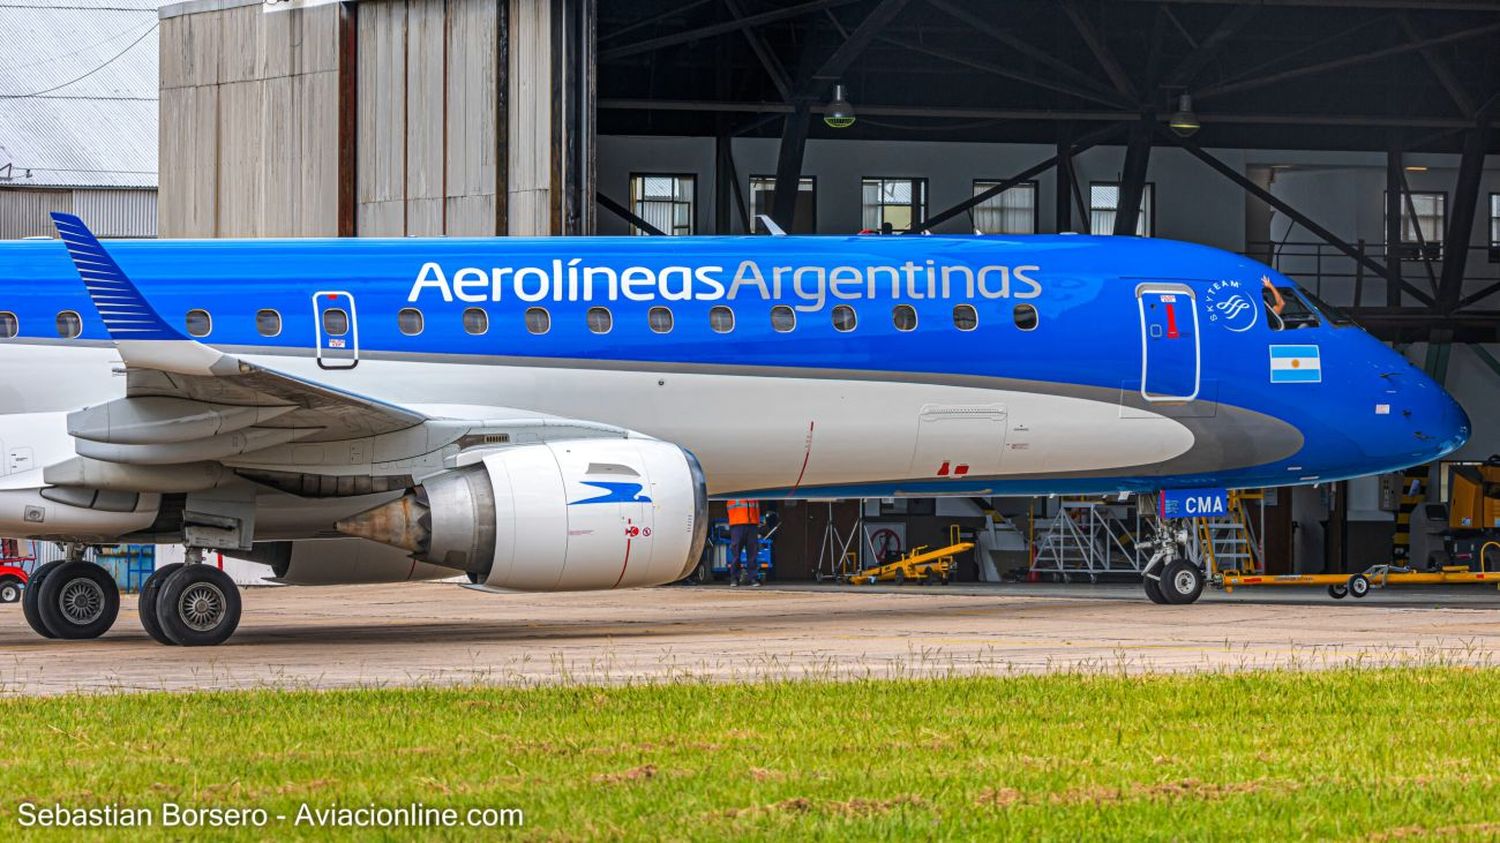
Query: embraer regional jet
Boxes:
[{"xmin": 0, "ymin": 213, "xmax": 1468, "ymax": 644}]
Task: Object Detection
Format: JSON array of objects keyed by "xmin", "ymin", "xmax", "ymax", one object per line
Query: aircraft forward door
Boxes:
[
  {"xmin": 314, "ymin": 291, "xmax": 359, "ymax": 370},
  {"xmin": 1136, "ymin": 284, "xmax": 1200, "ymax": 402}
]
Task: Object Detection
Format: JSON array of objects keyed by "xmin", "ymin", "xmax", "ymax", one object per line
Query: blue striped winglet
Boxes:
[{"xmin": 49, "ymin": 212, "xmax": 182, "ymax": 341}]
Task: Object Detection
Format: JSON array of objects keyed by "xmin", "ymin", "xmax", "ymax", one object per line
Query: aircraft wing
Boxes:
[{"xmin": 50, "ymin": 212, "xmax": 427, "ymax": 444}]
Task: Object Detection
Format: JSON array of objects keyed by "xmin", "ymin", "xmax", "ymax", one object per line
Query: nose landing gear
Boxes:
[{"xmin": 1139, "ymin": 523, "xmax": 1206, "ymax": 605}]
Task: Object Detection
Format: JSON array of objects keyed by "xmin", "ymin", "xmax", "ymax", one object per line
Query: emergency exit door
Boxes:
[
  {"xmin": 1136, "ymin": 284, "xmax": 1200, "ymax": 402},
  {"xmin": 314, "ymin": 291, "xmax": 359, "ymax": 370}
]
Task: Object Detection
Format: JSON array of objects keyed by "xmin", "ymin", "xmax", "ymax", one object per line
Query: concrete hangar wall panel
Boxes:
[
  {"xmin": 160, "ymin": 1, "xmax": 340, "ymax": 238},
  {"xmin": 356, "ymin": 0, "xmax": 504, "ymax": 237}
]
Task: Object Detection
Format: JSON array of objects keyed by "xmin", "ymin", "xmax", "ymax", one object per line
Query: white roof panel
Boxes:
[{"xmin": 0, "ymin": 1, "xmax": 162, "ymax": 189}]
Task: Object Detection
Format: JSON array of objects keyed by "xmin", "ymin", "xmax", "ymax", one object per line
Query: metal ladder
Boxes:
[{"xmin": 1032, "ymin": 500, "xmax": 1143, "ymax": 582}]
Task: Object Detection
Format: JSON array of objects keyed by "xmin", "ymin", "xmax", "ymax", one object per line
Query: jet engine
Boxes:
[{"xmin": 334, "ymin": 439, "xmax": 708, "ymax": 591}]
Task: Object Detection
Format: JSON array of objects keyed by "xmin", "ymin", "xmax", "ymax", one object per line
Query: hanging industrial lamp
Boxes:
[
  {"xmin": 1169, "ymin": 93, "xmax": 1200, "ymax": 137},
  {"xmin": 824, "ymin": 83, "xmax": 856, "ymax": 129}
]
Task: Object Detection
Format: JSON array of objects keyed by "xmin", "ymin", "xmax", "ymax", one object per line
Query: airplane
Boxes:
[{"xmin": 0, "ymin": 212, "xmax": 1468, "ymax": 644}]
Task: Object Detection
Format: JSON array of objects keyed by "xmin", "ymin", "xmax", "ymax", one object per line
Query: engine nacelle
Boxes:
[
  {"xmin": 336, "ymin": 439, "xmax": 708, "ymax": 591},
  {"xmin": 229, "ymin": 538, "xmax": 458, "ymax": 585}
]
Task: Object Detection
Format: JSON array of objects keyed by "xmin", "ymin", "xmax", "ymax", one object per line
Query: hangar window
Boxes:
[
  {"xmin": 184, "ymin": 309, "xmax": 212, "ymax": 338},
  {"xmin": 972, "ymin": 180, "xmax": 1037, "ymax": 234},
  {"xmin": 770, "ymin": 305, "xmax": 796, "ymax": 333},
  {"xmin": 322, "ymin": 308, "xmax": 349, "ymax": 337},
  {"xmin": 397, "ymin": 307, "xmax": 424, "ymax": 336},
  {"xmin": 892, "ymin": 304, "xmax": 917, "ymax": 332},
  {"xmin": 750, "ymin": 176, "xmax": 817, "ymax": 234},
  {"xmin": 831, "ymin": 304, "xmax": 857, "ymax": 332},
  {"xmin": 1389, "ymin": 190, "xmax": 1446, "ymax": 261},
  {"xmin": 630, "ymin": 174, "xmax": 695, "ymax": 235},
  {"xmin": 709, "ymin": 305, "xmax": 734, "ymax": 333},
  {"xmin": 861, "ymin": 177, "xmax": 927, "ymax": 233},
  {"xmin": 952, "ymin": 304, "xmax": 978, "ymax": 331},
  {"xmin": 256, "ymin": 309, "xmax": 282, "ymax": 337},
  {"xmin": 1013, "ymin": 304, "xmax": 1038, "ymax": 331},
  {"xmin": 525, "ymin": 307, "xmax": 550, "ymax": 335},
  {"xmin": 587, "ymin": 306, "xmax": 613, "ymax": 334},
  {"xmin": 1089, "ymin": 182, "xmax": 1154, "ymax": 237},
  {"xmin": 0, "ymin": 312, "xmax": 16, "ymax": 339},
  {"xmin": 56, "ymin": 310, "xmax": 82, "ymax": 339},
  {"xmin": 648, "ymin": 306, "xmax": 673, "ymax": 333},
  {"xmin": 1490, "ymin": 194, "xmax": 1500, "ymax": 262},
  {"xmin": 463, "ymin": 307, "xmax": 489, "ymax": 335}
]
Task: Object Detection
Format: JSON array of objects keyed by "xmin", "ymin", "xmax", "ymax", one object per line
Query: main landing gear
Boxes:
[{"xmin": 22, "ymin": 546, "xmax": 242, "ymax": 646}]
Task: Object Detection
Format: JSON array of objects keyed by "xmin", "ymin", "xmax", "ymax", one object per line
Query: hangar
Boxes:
[{"xmin": 2, "ymin": 0, "xmax": 1500, "ymax": 598}]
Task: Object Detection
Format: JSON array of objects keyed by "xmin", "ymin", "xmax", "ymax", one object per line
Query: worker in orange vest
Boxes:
[{"xmin": 725, "ymin": 499, "xmax": 762, "ymax": 587}]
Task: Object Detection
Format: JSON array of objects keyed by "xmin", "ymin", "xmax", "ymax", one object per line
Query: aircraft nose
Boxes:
[{"xmin": 1397, "ymin": 369, "xmax": 1470, "ymax": 462}]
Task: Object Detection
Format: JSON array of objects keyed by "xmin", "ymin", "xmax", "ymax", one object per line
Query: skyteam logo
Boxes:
[
  {"xmin": 1269, "ymin": 344, "xmax": 1321, "ymax": 383},
  {"xmin": 1203, "ymin": 279, "xmax": 1258, "ymax": 332},
  {"xmin": 570, "ymin": 482, "xmax": 653, "ymax": 506}
]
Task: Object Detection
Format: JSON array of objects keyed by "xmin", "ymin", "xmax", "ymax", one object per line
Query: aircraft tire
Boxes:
[
  {"xmin": 1159, "ymin": 561, "xmax": 1204, "ymax": 605},
  {"xmin": 1142, "ymin": 574, "xmax": 1170, "ymax": 604},
  {"xmin": 35, "ymin": 561, "xmax": 119, "ymax": 640},
  {"xmin": 155, "ymin": 565, "xmax": 241, "ymax": 647},
  {"xmin": 138, "ymin": 563, "xmax": 184, "ymax": 645},
  {"xmin": 21, "ymin": 560, "xmax": 63, "ymax": 638}
]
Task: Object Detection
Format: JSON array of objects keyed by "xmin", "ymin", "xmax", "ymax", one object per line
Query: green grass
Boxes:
[{"xmin": 6, "ymin": 668, "xmax": 1500, "ymax": 840}]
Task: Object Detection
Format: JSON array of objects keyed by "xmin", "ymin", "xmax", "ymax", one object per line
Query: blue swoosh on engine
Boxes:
[{"xmin": 570, "ymin": 482, "xmax": 653, "ymax": 505}]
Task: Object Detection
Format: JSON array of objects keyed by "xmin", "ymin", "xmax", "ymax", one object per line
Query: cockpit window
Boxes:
[
  {"xmin": 1264, "ymin": 285, "xmax": 1319, "ymax": 331},
  {"xmin": 1297, "ymin": 286, "xmax": 1357, "ymax": 327}
]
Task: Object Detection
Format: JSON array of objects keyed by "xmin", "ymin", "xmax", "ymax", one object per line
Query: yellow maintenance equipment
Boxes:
[
  {"xmin": 1449, "ymin": 462, "xmax": 1500, "ymax": 531},
  {"xmin": 847, "ymin": 526, "xmax": 973, "ymax": 585}
]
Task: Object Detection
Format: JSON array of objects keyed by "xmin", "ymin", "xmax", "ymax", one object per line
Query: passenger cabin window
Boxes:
[
  {"xmin": 256, "ymin": 309, "xmax": 282, "ymax": 337},
  {"xmin": 953, "ymin": 304, "xmax": 978, "ymax": 331},
  {"xmin": 322, "ymin": 308, "xmax": 349, "ymax": 337},
  {"xmin": 832, "ymin": 305, "xmax": 857, "ymax": 332},
  {"xmin": 770, "ymin": 305, "xmax": 796, "ymax": 333},
  {"xmin": 587, "ymin": 306, "xmax": 613, "ymax": 334},
  {"xmin": 709, "ymin": 305, "xmax": 734, "ymax": 333},
  {"xmin": 1263, "ymin": 286, "xmax": 1319, "ymax": 331},
  {"xmin": 1013, "ymin": 304, "xmax": 1038, "ymax": 331},
  {"xmin": 648, "ymin": 306, "xmax": 673, "ymax": 334},
  {"xmin": 0, "ymin": 312, "xmax": 16, "ymax": 339},
  {"xmin": 463, "ymin": 307, "xmax": 488, "ymax": 335},
  {"xmin": 185, "ymin": 309, "xmax": 212, "ymax": 338},
  {"xmin": 56, "ymin": 310, "xmax": 82, "ymax": 339},
  {"xmin": 525, "ymin": 307, "xmax": 550, "ymax": 335},
  {"xmin": 892, "ymin": 304, "xmax": 917, "ymax": 331},
  {"xmin": 397, "ymin": 308, "xmax": 424, "ymax": 336}
]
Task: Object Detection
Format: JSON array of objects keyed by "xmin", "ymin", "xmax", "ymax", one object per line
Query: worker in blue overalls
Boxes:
[{"xmin": 725, "ymin": 499, "xmax": 762, "ymax": 587}]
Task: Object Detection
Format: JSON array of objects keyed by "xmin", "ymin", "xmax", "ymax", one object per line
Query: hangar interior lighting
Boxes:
[
  {"xmin": 824, "ymin": 84, "xmax": 856, "ymax": 129},
  {"xmin": 1169, "ymin": 94, "xmax": 1200, "ymax": 137}
]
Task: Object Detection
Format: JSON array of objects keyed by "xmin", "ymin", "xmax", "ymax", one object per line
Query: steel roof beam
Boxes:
[{"xmin": 600, "ymin": 0, "xmax": 865, "ymax": 62}]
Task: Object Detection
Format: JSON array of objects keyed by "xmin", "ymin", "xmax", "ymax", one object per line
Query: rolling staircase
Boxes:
[{"xmin": 1188, "ymin": 491, "xmax": 1265, "ymax": 575}]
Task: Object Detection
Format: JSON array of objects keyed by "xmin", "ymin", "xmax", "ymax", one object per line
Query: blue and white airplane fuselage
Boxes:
[
  {"xmin": 0, "ymin": 223, "xmax": 1471, "ymax": 624},
  {"xmin": 1, "ymin": 232, "xmax": 1466, "ymax": 494}
]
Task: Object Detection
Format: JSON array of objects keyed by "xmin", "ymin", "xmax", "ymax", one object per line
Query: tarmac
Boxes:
[{"xmin": 4, "ymin": 581, "xmax": 1500, "ymax": 695}]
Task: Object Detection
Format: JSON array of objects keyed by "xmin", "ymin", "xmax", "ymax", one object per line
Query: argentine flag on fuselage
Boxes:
[{"xmin": 1269, "ymin": 344, "xmax": 1321, "ymax": 383}]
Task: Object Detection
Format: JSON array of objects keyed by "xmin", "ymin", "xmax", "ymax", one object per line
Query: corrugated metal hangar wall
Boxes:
[{"xmin": 159, "ymin": 0, "xmax": 594, "ymax": 238}]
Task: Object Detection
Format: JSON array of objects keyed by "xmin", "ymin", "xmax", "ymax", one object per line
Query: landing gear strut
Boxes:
[
  {"xmin": 1139, "ymin": 522, "xmax": 1205, "ymax": 605},
  {"xmin": 138, "ymin": 550, "xmax": 241, "ymax": 646},
  {"xmin": 22, "ymin": 545, "xmax": 120, "ymax": 639}
]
